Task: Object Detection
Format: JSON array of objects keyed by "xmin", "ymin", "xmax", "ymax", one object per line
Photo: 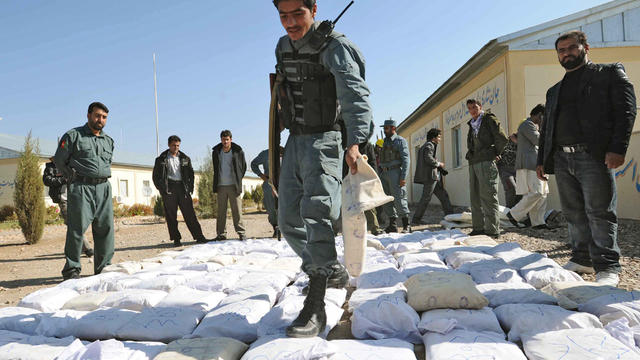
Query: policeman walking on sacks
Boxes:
[
  {"xmin": 273, "ymin": 0, "xmax": 374, "ymax": 337},
  {"xmin": 379, "ymin": 118, "xmax": 411, "ymax": 233},
  {"xmin": 54, "ymin": 102, "xmax": 114, "ymax": 280}
]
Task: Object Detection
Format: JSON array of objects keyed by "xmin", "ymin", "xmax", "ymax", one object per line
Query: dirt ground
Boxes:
[{"xmin": 1, "ymin": 204, "xmax": 638, "ymax": 356}]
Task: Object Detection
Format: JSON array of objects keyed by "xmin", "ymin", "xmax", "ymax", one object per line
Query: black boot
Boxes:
[
  {"xmin": 287, "ymin": 275, "xmax": 327, "ymax": 338},
  {"xmin": 302, "ymin": 263, "xmax": 348, "ymax": 295},
  {"xmin": 384, "ymin": 217, "xmax": 398, "ymax": 233},
  {"xmin": 401, "ymin": 217, "xmax": 412, "ymax": 233},
  {"xmin": 272, "ymin": 225, "xmax": 279, "ymax": 238}
]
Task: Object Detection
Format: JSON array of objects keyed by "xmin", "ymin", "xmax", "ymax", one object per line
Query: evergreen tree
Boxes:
[
  {"xmin": 14, "ymin": 132, "xmax": 45, "ymax": 244},
  {"xmin": 251, "ymin": 186, "xmax": 264, "ymax": 210},
  {"xmin": 196, "ymin": 147, "xmax": 217, "ymax": 218}
]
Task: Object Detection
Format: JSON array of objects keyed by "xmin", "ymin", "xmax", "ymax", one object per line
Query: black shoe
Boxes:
[
  {"xmin": 62, "ymin": 269, "xmax": 80, "ymax": 281},
  {"xmin": 213, "ymin": 235, "xmax": 227, "ymax": 241},
  {"xmin": 371, "ymin": 228, "xmax": 383, "ymax": 236},
  {"xmin": 401, "ymin": 217, "xmax": 412, "ymax": 233},
  {"xmin": 302, "ymin": 264, "xmax": 349, "ymax": 295},
  {"xmin": 469, "ymin": 230, "xmax": 485, "ymax": 236},
  {"xmin": 506, "ymin": 211, "xmax": 520, "ymax": 227},
  {"xmin": 238, "ymin": 234, "xmax": 247, "ymax": 240},
  {"xmin": 195, "ymin": 237, "xmax": 209, "ymax": 244},
  {"xmin": 84, "ymin": 248, "xmax": 94, "ymax": 258},
  {"xmin": 173, "ymin": 239, "xmax": 182, "ymax": 247},
  {"xmin": 272, "ymin": 226, "xmax": 279, "ymax": 238},
  {"xmin": 532, "ymin": 224, "xmax": 552, "ymax": 230},
  {"xmin": 522, "ymin": 217, "xmax": 532, "ymax": 227},
  {"xmin": 287, "ymin": 275, "xmax": 327, "ymax": 338},
  {"xmin": 486, "ymin": 232, "xmax": 501, "ymax": 239},
  {"xmin": 384, "ymin": 217, "xmax": 398, "ymax": 233}
]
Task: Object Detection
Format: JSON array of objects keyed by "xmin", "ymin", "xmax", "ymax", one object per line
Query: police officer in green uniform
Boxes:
[
  {"xmin": 273, "ymin": 0, "xmax": 373, "ymax": 337},
  {"xmin": 54, "ymin": 102, "xmax": 115, "ymax": 280},
  {"xmin": 250, "ymin": 148, "xmax": 280, "ymax": 237},
  {"xmin": 379, "ymin": 119, "xmax": 411, "ymax": 233}
]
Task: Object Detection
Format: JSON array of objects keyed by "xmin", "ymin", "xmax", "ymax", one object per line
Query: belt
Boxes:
[
  {"xmin": 74, "ymin": 176, "xmax": 108, "ymax": 185},
  {"xmin": 557, "ymin": 144, "xmax": 588, "ymax": 153},
  {"xmin": 381, "ymin": 164, "xmax": 401, "ymax": 171},
  {"xmin": 168, "ymin": 179, "xmax": 183, "ymax": 184},
  {"xmin": 288, "ymin": 123, "xmax": 342, "ymax": 135}
]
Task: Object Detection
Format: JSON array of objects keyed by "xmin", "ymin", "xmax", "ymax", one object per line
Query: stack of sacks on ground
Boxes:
[
  {"xmin": 440, "ymin": 205, "xmax": 516, "ymax": 229},
  {"xmin": 6, "ymin": 231, "xmax": 634, "ymax": 359}
]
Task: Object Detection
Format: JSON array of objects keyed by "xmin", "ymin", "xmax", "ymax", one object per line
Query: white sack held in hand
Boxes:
[{"xmin": 342, "ymin": 155, "xmax": 394, "ymax": 277}]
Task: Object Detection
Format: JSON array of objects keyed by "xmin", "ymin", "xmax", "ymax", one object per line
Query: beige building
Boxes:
[
  {"xmin": 397, "ymin": 0, "xmax": 640, "ymax": 220},
  {"xmin": 0, "ymin": 133, "xmax": 262, "ymax": 208}
]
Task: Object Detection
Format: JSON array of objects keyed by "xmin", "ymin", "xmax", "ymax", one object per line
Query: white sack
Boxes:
[
  {"xmin": 184, "ymin": 268, "xmax": 247, "ymax": 293},
  {"xmin": 34, "ymin": 309, "xmax": 87, "ymax": 338},
  {"xmin": 101, "ymin": 261, "xmax": 143, "ymax": 274},
  {"xmin": 350, "ymin": 291, "xmax": 421, "ymax": 343},
  {"xmin": 494, "ymin": 303, "xmax": 603, "ymax": 342},
  {"xmin": 395, "ymin": 251, "xmax": 445, "ymax": 268},
  {"xmin": 399, "ymin": 263, "xmax": 452, "ymax": 278},
  {"xmin": 180, "ymin": 262, "xmax": 223, "ymax": 272},
  {"xmin": 155, "ymin": 286, "xmax": 226, "ymax": 315},
  {"xmin": 99, "ymin": 289, "xmax": 168, "ymax": 311},
  {"xmin": 404, "ymin": 272, "xmax": 488, "ymax": 311},
  {"xmin": 219, "ymin": 285, "xmax": 279, "ymax": 307},
  {"xmin": 58, "ymin": 272, "xmax": 125, "ymax": 293},
  {"xmin": 190, "ymin": 297, "xmax": 272, "ymax": 343},
  {"xmin": 121, "ymin": 341, "xmax": 167, "ymax": 360},
  {"xmin": 457, "ymin": 235, "xmax": 499, "ymax": 247},
  {"xmin": 355, "ymin": 263, "xmax": 407, "ymax": 289},
  {"xmin": 518, "ymin": 257, "xmax": 583, "ymax": 288},
  {"xmin": 0, "ymin": 306, "xmax": 43, "ymax": 335},
  {"xmin": 0, "ymin": 330, "xmax": 76, "ymax": 360},
  {"xmin": 423, "ymin": 329, "xmax": 527, "ymax": 360},
  {"xmin": 154, "ymin": 337, "xmax": 248, "ymax": 360},
  {"xmin": 605, "ymin": 317, "xmax": 640, "ymax": 354},
  {"xmin": 328, "ymin": 339, "xmax": 416, "ymax": 360},
  {"xmin": 475, "ymin": 282, "xmax": 557, "ymax": 307},
  {"xmin": 55, "ymin": 339, "xmax": 148, "ymax": 360},
  {"xmin": 384, "ymin": 242, "xmax": 423, "ymax": 254},
  {"xmin": 444, "ymin": 250, "xmax": 495, "ymax": 269},
  {"xmin": 240, "ymin": 335, "xmax": 335, "ymax": 360},
  {"xmin": 72, "ymin": 307, "xmax": 138, "ymax": 340},
  {"xmin": 579, "ymin": 291, "xmax": 640, "ymax": 326},
  {"xmin": 459, "ymin": 258, "xmax": 526, "ymax": 285},
  {"xmin": 18, "ymin": 286, "xmax": 79, "ymax": 312},
  {"xmin": 62, "ymin": 292, "xmax": 112, "ymax": 311},
  {"xmin": 522, "ymin": 328, "xmax": 640, "ymax": 360},
  {"xmin": 116, "ymin": 307, "xmax": 202, "ymax": 343},
  {"xmin": 419, "ymin": 307, "xmax": 504, "ymax": 336},
  {"xmin": 541, "ymin": 281, "xmax": 628, "ymax": 310},
  {"xmin": 342, "ymin": 156, "xmax": 394, "ymax": 277},
  {"xmin": 347, "ymin": 284, "xmax": 406, "ymax": 312}
]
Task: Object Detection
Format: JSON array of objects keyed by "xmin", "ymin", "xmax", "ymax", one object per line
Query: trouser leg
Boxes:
[
  {"xmin": 476, "ymin": 161, "xmax": 500, "ymax": 234},
  {"xmin": 92, "ymin": 182, "xmax": 114, "ymax": 274},
  {"xmin": 175, "ymin": 184, "xmax": 204, "ymax": 240},
  {"xmin": 364, "ymin": 209, "xmax": 380, "ymax": 233},
  {"xmin": 433, "ymin": 178, "xmax": 454, "ymax": 214},
  {"xmin": 469, "ymin": 163, "xmax": 484, "ymax": 231},
  {"xmin": 389, "ymin": 168, "xmax": 410, "ymax": 218},
  {"xmin": 162, "ymin": 190, "xmax": 181, "ymax": 241},
  {"xmin": 263, "ymin": 182, "xmax": 278, "ymax": 227},
  {"xmin": 412, "ymin": 180, "xmax": 436, "ymax": 223},
  {"xmin": 61, "ymin": 198, "xmax": 91, "ymax": 252},
  {"xmin": 380, "ymin": 172, "xmax": 397, "ymax": 219},
  {"xmin": 216, "ymin": 188, "xmax": 229, "ymax": 237},
  {"xmin": 227, "ymin": 188, "xmax": 245, "ymax": 236},
  {"xmin": 62, "ymin": 183, "xmax": 93, "ymax": 277}
]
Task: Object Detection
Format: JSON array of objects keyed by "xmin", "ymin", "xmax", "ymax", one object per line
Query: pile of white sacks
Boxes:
[{"xmin": 2, "ymin": 231, "xmax": 640, "ymax": 359}]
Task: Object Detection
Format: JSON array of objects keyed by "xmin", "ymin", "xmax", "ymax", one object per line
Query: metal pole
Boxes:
[{"xmin": 153, "ymin": 53, "xmax": 160, "ymax": 156}]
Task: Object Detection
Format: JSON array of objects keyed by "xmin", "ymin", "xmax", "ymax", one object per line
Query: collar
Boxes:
[
  {"xmin": 471, "ymin": 111, "xmax": 484, "ymax": 123},
  {"xmin": 385, "ymin": 133, "xmax": 398, "ymax": 141},
  {"xmin": 291, "ymin": 21, "xmax": 320, "ymax": 51}
]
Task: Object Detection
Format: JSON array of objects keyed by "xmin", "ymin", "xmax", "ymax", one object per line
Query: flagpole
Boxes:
[{"xmin": 153, "ymin": 53, "xmax": 160, "ymax": 156}]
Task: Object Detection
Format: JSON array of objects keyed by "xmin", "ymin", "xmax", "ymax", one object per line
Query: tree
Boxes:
[
  {"xmin": 152, "ymin": 195, "xmax": 164, "ymax": 217},
  {"xmin": 14, "ymin": 132, "xmax": 45, "ymax": 244},
  {"xmin": 251, "ymin": 186, "xmax": 264, "ymax": 210},
  {"xmin": 196, "ymin": 147, "xmax": 217, "ymax": 218}
]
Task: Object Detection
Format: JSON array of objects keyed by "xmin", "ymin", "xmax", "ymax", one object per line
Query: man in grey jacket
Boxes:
[
  {"xmin": 412, "ymin": 128, "xmax": 453, "ymax": 225},
  {"xmin": 507, "ymin": 105, "xmax": 548, "ymax": 229}
]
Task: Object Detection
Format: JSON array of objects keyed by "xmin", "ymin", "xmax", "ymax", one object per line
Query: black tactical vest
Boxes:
[
  {"xmin": 276, "ymin": 32, "xmax": 342, "ymax": 135},
  {"xmin": 380, "ymin": 139, "xmax": 402, "ymax": 163}
]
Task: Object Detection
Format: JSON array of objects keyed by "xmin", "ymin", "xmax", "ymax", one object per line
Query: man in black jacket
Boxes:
[
  {"xmin": 43, "ymin": 158, "xmax": 93, "ymax": 257},
  {"xmin": 212, "ymin": 130, "xmax": 247, "ymax": 240},
  {"xmin": 153, "ymin": 135, "xmax": 208, "ymax": 247},
  {"xmin": 412, "ymin": 128, "xmax": 454, "ymax": 225},
  {"xmin": 537, "ymin": 31, "xmax": 636, "ymax": 286}
]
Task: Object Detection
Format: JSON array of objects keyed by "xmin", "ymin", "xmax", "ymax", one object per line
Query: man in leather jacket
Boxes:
[
  {"xmin": 537, "ymin": 31, "xmax": 636, "ymax": 286},
  {"xmin": 152, "ymin": 135, "xmax": 208, "ymax": 247}
]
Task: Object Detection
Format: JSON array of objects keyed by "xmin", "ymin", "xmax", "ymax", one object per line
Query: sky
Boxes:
[{"xmin": 0, "ymin": 0, "xmax": 610, "ymax": 169}]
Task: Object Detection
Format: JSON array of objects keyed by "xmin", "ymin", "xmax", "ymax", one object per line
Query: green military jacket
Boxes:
[
  {"xmin": 54, "ymin": 124, "xmax": 114, "ymax": 179},
  {"xmin": 465, "ymin": 111, "xmax": 508, "ymax": 165}
]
